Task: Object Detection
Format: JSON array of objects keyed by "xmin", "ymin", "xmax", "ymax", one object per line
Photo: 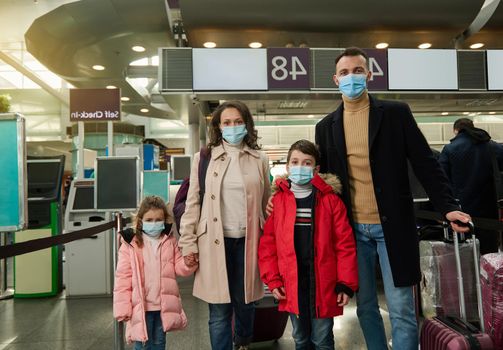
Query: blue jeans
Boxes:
[
  {"xmin": 354, "ymin": 224, "xmax": 418, "ymax": 350},
  {"xmin": 134, "ymin": 311, "xmax": 165, "ymax": 350},
  {"xmin": 208, "ymin": 237, "xmax": 255, "ymax": 350},
  {"xmin": 290, "ymin": 314, "xmax": 334, "ymax": 350}
]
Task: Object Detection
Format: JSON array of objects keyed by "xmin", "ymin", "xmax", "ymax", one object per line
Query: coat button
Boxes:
[
  {"xmin": 213, "ymin": 172, "xmax": 218, "ymax": 177},
  {"xmin": 211, "ymin": 194, "xmax": 215, "ymax": 200},
  {"xmin": 214, "ymin": 239, "xmax": 220, "ymax": 245},
  {"xmin": 213, "ymin": 217, "xmax": 218, "ymax": 222},
  {"xmin": 381, "ymin": 216, "xmax": 388, "ymax": 222}
]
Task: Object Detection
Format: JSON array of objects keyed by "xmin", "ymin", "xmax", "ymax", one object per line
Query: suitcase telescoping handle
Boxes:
[{"xmin": 451, "ymin": 220, "xmax": 485, "ymax": 333}]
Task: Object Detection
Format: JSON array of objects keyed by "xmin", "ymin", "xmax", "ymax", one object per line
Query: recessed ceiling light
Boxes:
[
  {"xmin": 489, "ymin": 111, "xmax": 496, "ymax": 115},
  {"xmin": 463, "ymin": 112, "xmax": 470, "ymax": 115},
  {"xmin": 249, "ymin": 42, "xmax": 263, "ymax": 48},
  {"xmin": 203, "ymin": 42, "xmax": 217, "ymax": 48},
  {"xmin": 140, "ymin": 108, "xmax": 149, "ymax": 113},
  {"xmin": 132, "ymin": 46, "xmax": 146, "ymax": 52},
  {"xmin": 418, "ymin": 43, "xmax": 432, "ymax": 49},
  {"xmin": 470, "ymin": 43, "xmax": 484, "ymax": 49},
  {"xmin": 121, "ymin": 97, "xmax": 130, "ymax": 101},
  {"xmin": 375, "ymin": 42, "xmax": 389, "ymax": 49},
  {"xmin": 106, "ymin": 85, "xmax": 117, "ymax": 89},
  {"xmin": 441, "ymin": 112, "xmax": 449, "ymax": 116},
  {"xmin": 92, "ymin": 65, "xmax": 105, "ymax": 71}
]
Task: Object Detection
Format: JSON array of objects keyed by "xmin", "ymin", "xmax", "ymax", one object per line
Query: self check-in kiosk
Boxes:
[
  {"xmin": 63, "ymin": 179, "xmax": 112, "ymax": 296},
  {"xmin": 14, "ymin": 155, "xmax": 65, "ymax": 298}
]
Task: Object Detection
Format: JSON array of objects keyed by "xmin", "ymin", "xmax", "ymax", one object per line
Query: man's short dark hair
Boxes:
[
  {"xmin": 453, "ymin": 118, "xmax": 474, "ymax": 132},
  {"xmin": 287, "ymin": 139, "xmax": 320, "ymax": 166},
  {"xmin": 335, "ymin": 47, "xmax": 370, "ymax": 70}
]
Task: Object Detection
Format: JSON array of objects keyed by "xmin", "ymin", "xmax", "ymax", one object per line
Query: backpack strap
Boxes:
[{"xmin": 198, "ymin": 147, "xmax": 210, "ymax": 205}]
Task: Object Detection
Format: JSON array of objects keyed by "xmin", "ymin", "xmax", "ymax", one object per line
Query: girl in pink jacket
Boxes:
[{"xmin": 113, "ymin": 196, "xmax": 197, "ymax": 349}]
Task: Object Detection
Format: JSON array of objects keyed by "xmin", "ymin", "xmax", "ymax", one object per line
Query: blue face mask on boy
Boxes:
[
  {"xmin": 289, "ymin": 166, "xmax": 314, "ymax": 185},
  {"xmin": 338, "ymin": 74, "xmax": 367, "ymax": 99},
  {"xmin": 222, "ymin": 125, "xmax": 247, "ymax": 145},
  {"xmin": 142, "ymin": 221, "xmax": 165, "ymax": 237}
]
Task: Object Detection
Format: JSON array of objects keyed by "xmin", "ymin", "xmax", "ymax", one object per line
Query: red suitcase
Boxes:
[
  {"xmin": 480, "ymin": 253, "xmax": 503, "ymax": 349},
  {"xmin": 420, "ymin": 223, "xmax": 494, "ymax": 349},
  {"xmin": 251, "ymin": 285, "xmax": 289, "ymax": 342}
]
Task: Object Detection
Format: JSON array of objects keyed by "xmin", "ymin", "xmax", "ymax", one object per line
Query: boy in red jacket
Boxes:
[{"xmin": 258, "ymin": 139, "xmax": 358, "ymax": 349}]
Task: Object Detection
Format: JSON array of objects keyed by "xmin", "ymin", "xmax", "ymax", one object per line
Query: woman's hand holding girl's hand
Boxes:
[
  {"xmin": 184, "ymin": 253, "xmax": 199, "ymax": 267},
  {"xmin": 272, "ymin": 287, "xmax": 286, "ymax": 300},
  {"xmin": 337, "ymin": 292, "xmax": 350, "ymax": 306}
]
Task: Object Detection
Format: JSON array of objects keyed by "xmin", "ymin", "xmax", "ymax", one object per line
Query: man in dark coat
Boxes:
[
  {"xmin": 315, "ymin": 47, "xmax": 471, "ymax": 350},
  {"xmin": 439, "ymin": 118, "xmax": 503, "ymax": 253}
]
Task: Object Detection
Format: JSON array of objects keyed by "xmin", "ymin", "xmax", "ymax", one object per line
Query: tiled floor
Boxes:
[{"xmin": 0, "ymin": 274, "xmax": 394, "ymax": 350}]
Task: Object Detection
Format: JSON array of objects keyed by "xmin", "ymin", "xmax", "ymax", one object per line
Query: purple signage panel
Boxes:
[
  {"xmin": 267, "ymin": 48, "xmax": 310, "ymax": 90},
  {"xmin": 363, "ymin": 49, "xmax": 388, "ymax": 91}
]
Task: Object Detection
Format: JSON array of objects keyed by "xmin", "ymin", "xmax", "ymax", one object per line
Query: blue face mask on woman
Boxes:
[
  {"xmin": 338, "ymin": 74, "xmax": 367, "ymax": 99},
  {"xmin": 142, "ymin": 221, "xmax": 165, "ymax": 237},
  {"xmin": 222, "ymin": 125, "xmax": 247, "ymax": 145},
  {"xmin": 289, "ymin": 166, "xmax": 314, "ymax": 185}
]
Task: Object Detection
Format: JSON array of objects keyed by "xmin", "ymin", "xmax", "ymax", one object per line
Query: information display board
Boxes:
[
  {"xmin": 0, "ymin": 113, "xmax": 27, "ymax": 231},
  {"xmin": 95, "ymin": 156, "xmax": 139, "ymax": 211},
  {"xmin": 388, "ymin": 49, "xmax": 458, "ymax": 90},
  {"xmin": 487, "ymin": 50, "xmax": 503, "ymax": 90},
  {"xmin": 192, "ymin": 48, "xmax": 268, "ymax": 90}
]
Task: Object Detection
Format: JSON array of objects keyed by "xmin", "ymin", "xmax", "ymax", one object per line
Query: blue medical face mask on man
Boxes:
[
  {"xmin": 289, "ymin": 166, "xmax": 314, "ymax": 185},
  {"xmin": 222, "ymin": 125, "xmax": 247, "ymax": 145},
  {"xmin": 142, "ymin": 221, "xmax": 165, "ymax": 237},
  {"xmin": 338, "ymin": 74, "xmax": 367, "ymax": 99}
]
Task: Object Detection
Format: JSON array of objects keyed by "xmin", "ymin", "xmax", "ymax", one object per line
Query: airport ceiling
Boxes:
[{"xmin": 5, "ymin": 0, "xmax": 503, "ymax": 121}]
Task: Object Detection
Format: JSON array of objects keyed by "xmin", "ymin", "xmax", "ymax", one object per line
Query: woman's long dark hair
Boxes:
[{"xmin": 207, "ymin": 101, "xmax": 260, "ymax": 151}]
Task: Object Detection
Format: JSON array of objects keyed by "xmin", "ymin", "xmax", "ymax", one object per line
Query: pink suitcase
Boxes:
[
  {"xmin": 480, "ymin": 253, "xmax": 503, "ymax": 349},
  {"xmin": 420, "ymin": 223, "xmax": 494, "ymax": 349}
]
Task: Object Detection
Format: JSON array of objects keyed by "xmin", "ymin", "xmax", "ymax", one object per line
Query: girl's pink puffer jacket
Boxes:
[{"xmin": 113, "ymin": 231, "xmax": 196, "ymax": 344}]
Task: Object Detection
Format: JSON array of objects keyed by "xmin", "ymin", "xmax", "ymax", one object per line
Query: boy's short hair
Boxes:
[{"xmin": 286, "ymin": 139, "xmax": 320, "ymax": 165}]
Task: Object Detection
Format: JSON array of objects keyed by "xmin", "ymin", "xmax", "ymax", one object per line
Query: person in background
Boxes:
[
  {"xmin": 313, "ymin": 47, "xmax": 472, "ymax": 350},
  {"xmin": 259, "ymin": 139, "xmax": 358, "ymax": 350},
  {"xmin": 178, "ymin": 101, "xmax": 271, "ymax": 350},
  {"xmin": 439, "ymin": 118, "xmax": 503, "ymax": 253},
  {"xmin": 113, "ymin": 195, "xmax": 196, "ymax": 349}
]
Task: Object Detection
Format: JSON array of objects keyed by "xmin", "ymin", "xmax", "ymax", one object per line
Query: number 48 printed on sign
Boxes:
[
  {"xmin": 271, "ymin": 56, "xmax": 307, "ymax": 81},
  {"xmin": 267, "ymin": 48, "xmax": 310, "ymax": 90}
]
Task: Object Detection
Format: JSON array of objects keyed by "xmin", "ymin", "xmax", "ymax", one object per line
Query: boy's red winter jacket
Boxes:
[{"xmin": 258, "ymin": 173, "xmax": 358, "ymax": 318}]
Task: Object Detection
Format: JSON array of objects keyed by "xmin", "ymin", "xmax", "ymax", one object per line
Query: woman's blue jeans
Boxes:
[{"xmin": 208, "ymin": 237, "xmax": 255, "ymax": 350}]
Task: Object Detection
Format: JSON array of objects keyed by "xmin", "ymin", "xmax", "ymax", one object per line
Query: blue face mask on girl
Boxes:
[
  {"xmin": 338, "ymin": 74, "xmax": 367, "ymax": 99},
  {"xmin": 222, "ymin": 125, "xmax": 247, "ymax": 145},
  {"xmin": 142, "ymin": 221, "xmax": 165, "ymax": 238},
  {"xmin": 289, "ymin": 166, "xmax": 314, "ymax": 185}
]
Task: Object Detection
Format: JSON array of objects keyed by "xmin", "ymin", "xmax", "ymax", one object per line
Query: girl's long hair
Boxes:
[{"xmin": 133, "ymin": 195, "xmax": 171, "ymax": 247}]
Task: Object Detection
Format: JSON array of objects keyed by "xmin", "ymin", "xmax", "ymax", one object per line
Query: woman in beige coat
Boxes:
[{"xmin": 178, "ymin": 100, "xmax": 271, "ymax": 350}]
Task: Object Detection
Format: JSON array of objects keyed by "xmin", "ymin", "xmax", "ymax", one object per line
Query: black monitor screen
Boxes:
[
  {"xmin": 27, "ymin": 159, "xmax": 64, "ymax": 198},
  {"xmin": 96, "ymin": 158, "xmax": 138, "ymax": 210},
  {"xmin": 172, "ymin": 156, "xmax": 192, "ymax": 181},
  {"xmin": 73, "ymin": 186, "xmax": 94, "ymax": 210}
]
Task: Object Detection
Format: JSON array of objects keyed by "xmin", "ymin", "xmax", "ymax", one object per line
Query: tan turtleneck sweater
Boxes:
[{"xmin": 342, "ymin": 91, "xmax": 380, "ymax": 224}]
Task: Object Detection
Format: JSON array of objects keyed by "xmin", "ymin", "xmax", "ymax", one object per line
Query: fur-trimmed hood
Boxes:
[{"xmin": 272, "ymin": 173, "xmax": 342, "ymax": 195}]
